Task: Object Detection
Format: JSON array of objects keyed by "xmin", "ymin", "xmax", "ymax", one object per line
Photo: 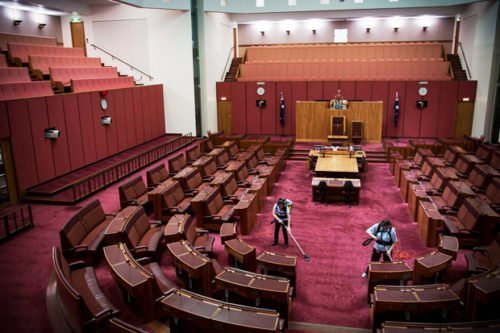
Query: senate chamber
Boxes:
[{"xmin": 0, "ymin": 0, "xmax": 499, "ymax": 332}]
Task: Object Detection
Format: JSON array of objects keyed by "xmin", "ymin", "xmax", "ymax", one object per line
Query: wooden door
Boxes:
[
  {"xmin": 217, "ymin": 101, "xmax": 232, "ymax": 134},
  {"xmin": 70, "ymin": 22, "xmax": 86, "ymax": 56},
  {"xmin": 455, "ymin": 101, "xmax": 474, "ymax": 138}
]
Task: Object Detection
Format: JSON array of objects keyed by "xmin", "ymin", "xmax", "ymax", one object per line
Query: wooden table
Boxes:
[
  {"xmin": 257, "ymin": 251, "xmax": 297, "ymax": 295},
  {"xmin": 225, "ymin": 238, "xmax": 256, "ymax": 272},
  {"xmin": 367, "ymin": 261, "xmax": 412, "ymax": 304},
  {"xmin": 413, "ymin": 251, "xmax": 453, "ymax": 284},
  {"xmin": 315, "ymin": 156, "xmax": 359, "ymax": 178}
]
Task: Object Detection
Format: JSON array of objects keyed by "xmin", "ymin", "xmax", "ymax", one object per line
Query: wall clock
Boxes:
[
  {"xmin": 418, "ymin": 87, "xmax": 428, "ymax": 97},
  {"xmin": 257, "ymin": 87, "xmax": 265, "ymax": 96},
  {"xmin": 100, "ymin": 98, "xmax": 108, "ymax": 111}
]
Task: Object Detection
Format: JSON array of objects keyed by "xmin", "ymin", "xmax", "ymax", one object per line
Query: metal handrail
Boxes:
[
  {"xmin": 221, "ymin": 46, "xmax": 234, "ymax": 81},
  {"xmin": 90, "ymin": 43, "xmax": 154, "ymax": 81},
  {"xmin": 458, "ymin": 42, "xmax": 471, "ymax": 79}
]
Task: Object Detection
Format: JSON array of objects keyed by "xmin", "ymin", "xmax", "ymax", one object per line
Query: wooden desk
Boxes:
[
  {"xmin": 296, "ymin": 101, "xmax": 383, "ymax": 143},
  {"xmin": 215, "ymin": 268, "xmax": 291, "ymax": 328},
  {"xmin": 315, "ymin": 156, "xmax": 359, "ymax": 178},
  {"xmin": 207, "ymin": 147, "xmax": 229, "ymax": 167},
  {"xmin": 147, "ymin": 179, "xmax": 178, "ymax": 221},
  {"xmin": 417, "ymin": 200, "xmax": 444, "ymax": 247},
  {"xmin": 367, "ymin": 261, "xmax": 412, "ymax": 304},
  {"xmin": 164, "ymin": 214, "xmax": 189, "ymax": 244},
  {"xmin": 257, "ymin": 251, "xmax": 297, "ymax": 295},
  {"xmin": 220, "ymin": 222, "xmax": 237, "ymax": 245},
  {"xmin": 190, "ymin": 186, "xmax": 217, "ymax": 228},
  {"xmin": 192, "ymin": 155, "xmax": 216, "ymax": 178},
  {"xmin": 225, "ymin": 238, "xmax": 257, "ymax": 272},
  {"xmin": 311, "ymin": 177, "xmax": 361, "ymax": 203},
  {"xmin": 464, "ymin": 266, "xmax": 500, "ymax": 321},
  {"xmin": 234, "ymin": 192, "xmax": 258, "ymax": 235},
  {"xmin": 209, "ymin": 171, "xmax": 233, "ymax": 195},
  {"xmin": 103, "ymin": 243, "xmax": 154, "ymax": 322},
  {"xmin": 413, "ymin": 251, "xmax": 453, "ymax": 284},
  {"xmin": 166, "ymin": 240, "xmax": 213, "ymax": 295},
  {"xmin": 161, "ymin": 289, "xmax": 280, "ymax": 333},
  {"xmin": 372, "ymin": 284, "xmax": 461, "ymax": 332},
  {"xmin": 407, "ymin": 184, "xmax": 429, "ymax": 222}
]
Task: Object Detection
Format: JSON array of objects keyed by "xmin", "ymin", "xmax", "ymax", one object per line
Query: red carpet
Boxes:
[{"xmin": 0, "ymin": 157, "xmax": 469, "ymax": 332}]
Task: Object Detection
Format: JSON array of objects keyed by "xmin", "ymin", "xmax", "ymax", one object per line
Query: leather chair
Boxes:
[
  {"xmin": 465, "ymin": 237, "xmax": 500, "ymax": 274},
  {"xmin": 222, "ymin": 176, "xmax": 248, "ymax": 202},
  {"xmin": 351, "ymin": 121, "xmax": 363, "ymax": 144},
  {"xmin": 161, "ymin": 181, "xmax": 193, "ymax": 219},
  {"xmin": 168, "ymin": 153, "xmax": 188, "ymax": 176},
  {"xmin": 184, "ymin": 215, "xmax": 214, "ymax": 255},
  {"xmin": 327, "ymin": 115, "xmax": 348, "ymax": 146},
  {"xmin": 123, "ymin": 206, "xmax": 165, "ymax": 260},
  {"xmin": 146, "ymin": 163, "xmax": 169, "ymax": 188},
  {"xmin": 118, "ymin": 176, "xmax": 151, "ymax": 210},
  {"xmin": 183, "ymin": 169, "xmax": 210, "ymax": 195},
  {"xmin": 203, "ymin": 188, "xmax": 237, "ymax": 231},
  {"xmin": 185, "ymin": 143, "xmax": 204, "ymax": 164},
  {"xmin": 478, "ymin": 177, "xmax": 500, "ymax": 212}
]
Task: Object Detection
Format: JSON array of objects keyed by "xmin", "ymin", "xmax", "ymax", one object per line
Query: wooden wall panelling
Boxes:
[
  {"xmin": 387, "ymin": 81, "xmax": 406, "ymax": 137},
  {"xmin": 371, "ymin": 81, "xmax": 389, "ymax": 136},
  {"xmin": 458, "ymin": 81, "xmax": 477, "ymax": 101},
  {"xmin": 63, "ymin": 94, "xmax": 85, "ymax": 170},
  {"xmin": 323, "ymin": 81, "xmax": 339, "ymax": 100},
  {"xmin": 291, "ymin": 81, "xmax": 307, "ymax": 135},
  {"xmin": 216, "ymin": 82, "xmax": 232, "ymax": 101},
  {"xmin": 455, "ymin": 101, "xmax": 474, "ymax": 138},
  {"xmin": 90, "ymin": 92, "xmax": 108, "ymax": 161},
  {"xmin": 28, "ymin": 98, "xmax": 55, "ymax": 183},
  {"xmin": 113, "ymin": 89, "xmax": 128, "ymax": 153},
  {"xmin": 217, "ymin": 100, "xmax": 232, "ymax": 134},
  {"xmin": 438, "ymin": 81, "xmax": 459, "ymax": 138},
  {"xmin": 140, "ymin": 87, "xmax": 153, "ymax": 141},
  {"xmin": 261, "ymin": 82, "xmax": 277, "ymax": 134},
  {"xmin": 231, "ymin": 81, "xmax": 247, "ymax": 134},
  {"xmin": 245, "ymin": 82, "xmax": 263, "ymax": 134},
  {"xmin": 339, "ymin": 81, "xmax": 356, "ymax": 100},
  {"xmin": 77, "ymin": 93, "xmax": 98, "ymax": 165},
  {"xmin": 403, "ymin": 81, "xmax": 422, "ymax": 137},
  {"xmin": 7, "ymin": 100, "xmax": 38, "ymax": 191},
  {"xmin": 104, "ymin": 91, "xmax": 119, "ymax": 156},
  {"xmin": 419, "ymin": 81, "xmax": 441, "ymax": 137},
  {"xmin": 155, "ymin": 85, "xmax": 166, "ymax": 136},
  {"xmin": 46, "ymin": 96, "xmax": 71, "ymax": 177},
  {"xmin": 123, "ymin": 88, "xmax": 137, "ymax": 149},
  {"xmin": 355, "ymin": 81, "xmax": 373, "ymax": 101},
  {"xmin": 276, "ymin": 81, "xmax": 293, "ymax": 135},
  {"xmin": 0, "ymin": 102, "xmax": 9, "ymax": 139},
  {"xmin": 307, "ymin": 81, "xmax": 324, "ymax": 101},
  {"xmin": 132, "ymin": 88, "xmax": 145, "ymax": 144}
]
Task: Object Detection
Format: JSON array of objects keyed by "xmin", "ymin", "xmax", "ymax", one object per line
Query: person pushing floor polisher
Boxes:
[{"xmin": 271, "ymin": 198, "xmax": 310, "ymax": 262}]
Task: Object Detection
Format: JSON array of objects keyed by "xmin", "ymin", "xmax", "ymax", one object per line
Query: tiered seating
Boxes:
[
  {"xmin": 118, "ymin": 176, "xmax": 151, "ymax": 210},
  {"xmin": 146, "ymin": 163, "xmax": 170, "ymax": 188},
  {"xmin": 0, "ymin": 32, "xmax": 57, "ymax": 50},
  {"xmin": 8, "ymin": 43, "xmax": 84, "ymax": 65},
  {"xmin": 50, "ymin": 66, "xmax": 118, "ymax": 90},
  {"xmin": 0, "ymin": 54, "xmax": 7, "ymax": 67},
  {"xmin": 0, "ymin": 81, "xmax": 53, "ymax": 101},
  {"xmin": 71, "ymin": 76, "xmax": 135, "ymax": 93},
  {"xmin": 29, "ymin": 55, "xmax": 102, "ymax": 77},
  {"xmin": 0, "ymin": 67, "xmax": 30, "ymax": 83},
  {"xmin": 239, "ymin": 42, "xmax": 450, "ymax": 81}
]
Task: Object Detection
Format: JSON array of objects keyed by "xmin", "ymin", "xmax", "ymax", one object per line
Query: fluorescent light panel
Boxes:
[
  {"xmin": 288, "ymin": 0, "xmax": 297, "ymax": 6},
  {"xmin": 256, "ymin": 0, "xmax": 264, "ymax": 8}
]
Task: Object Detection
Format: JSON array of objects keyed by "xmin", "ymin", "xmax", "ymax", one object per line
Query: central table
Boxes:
[{"xmin": 314, "ymin": 155, "xmax": 359, "ymax": 178}]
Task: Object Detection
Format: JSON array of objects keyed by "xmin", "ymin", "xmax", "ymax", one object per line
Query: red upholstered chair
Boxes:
[
  {"xmin": 168, "ymin": 152, "xmax": 188, "ymax": 176},
  {"xmin": 185, "ymin": 143, "xmax": 204, "ymax": 164},
  {"xmin": 184, "ymin": 215, "xmax": 214, "ymax": 255},
  {"xmin": 161, "ymin": 181, "xmax": 193, "ymax": 219},
  {"xmin": 52, "ymin": 247, "xmax": 120, "ymax": 332},
  {"xmin": 0, "ymin": 54, "xmax": 7, "ymax": 67},
  {"xmin": 221, "ymin": 176, "xmax": 248, "ymax": 203},
  {"xmin": 29, "ymin": 55, "xmax": 102, "ymax": 77},
  {"xmin": 71, "ymin": 76, "xmax": 134, "ymax": 93},
  {"xmin": 0, "ymin": 67, "xmax": 31, "ymax": 83},
  {"xmin": 146, "ymin": 163, "xmax": 169, "ymax": 188},
  {"xmin": 475, "ymin": 144, "xmax": 494, "ymax": 162},
  {"xmin": 0, "ymin": 81, "xmax": 53, "ymax": 101},
  {"xmin": 122, "ymin": 206, "xmax": 164, "ymax": 260},
  {"xmin": 462, "ymin": 164, "xmax": 499, "ymax": 192},
  {"xmin": 183, "ymin": 169, "xmax": 210, "ymax": 195},
  {"xmin": 8, "ymin": 43, "xmax": 84, "ymax": 65},
  {"xmin": 59, "ymin": 200, "xmax": 115, "ymax": 263},
  {"xmin": 430, "ymin": 181, "xmax": 470, "ymax": 214},
  {"xmin": 465, "ymin": 237, "xmax": 500, "ymax": 274},
  {"xmin": 203, "ymin": 188, "xmax": 237, "ymax": 231},
  {"xmin": 478, "ymin": 177, "xmax": 500, "ymax": 212},
  {"xmin": 118, "ymin": 176, "xmax": 151, "ymax": 210}
]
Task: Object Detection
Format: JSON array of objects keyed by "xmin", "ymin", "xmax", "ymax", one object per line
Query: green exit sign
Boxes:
[{"xmin": 70, "ymin": 17, "xmax": 82, "ymax": 23}]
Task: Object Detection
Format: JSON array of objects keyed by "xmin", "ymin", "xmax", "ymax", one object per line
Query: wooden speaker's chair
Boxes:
[
  {"xmin": 351, "ymin": 121, "xmax": 363, "ymax": 144},
  {"xmin": 327, "ymin": 116, "xmax": 348, "ymax": 146}
]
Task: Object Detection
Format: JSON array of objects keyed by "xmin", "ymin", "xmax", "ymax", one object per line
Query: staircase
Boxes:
[
  {"xmin": 224, "ymin": 57, "xmax": 243, "ymax": 82},
  {"xmin": 447, "ymin": 54, "xmax": 468, "ymax": 80}
]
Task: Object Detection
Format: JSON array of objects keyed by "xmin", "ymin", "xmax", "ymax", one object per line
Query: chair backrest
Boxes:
[
  {"xmin": 124, "ymin": 207, "xmax": 150, "ymax": 247},
  {"xmin": 490, "ymin": 151, "xmax": 500, "ymax": 169},
  {"xmin": 186, "ymin": 144, "xmax": 202, "ymax": 162},
  {"xmin": 119, "ymin": 176, "xmax": 147, "ymax": 208},
  {"xmin": 225, "ymin": 141, "xmax": 239, "ymax": 158},
  {"xmin": 467, "ymin": 164, "xmax": 490, "ymax": 188},
  {"xmin": 186, "ymin": 171, "xmax": 203, "ymax": 190},
  {"xmin": 206, "ymin": 189, "xmax": 224, "ymax": 215},
  {"xmin": 60, "ymin": 200, "xmax": 105, "ymax": 249},
  {"xmin": 458, "ymin": 200, "xmax": 481, "ymax": 231},
  {"xmin": 351, "ymin": 121, "xmax": 363, "ymax": 138},
  {"xmin": 486, "ymin": 177, "xmax": 500, "ymax": 204},
  {"xmin": 224, "ymin": 177, "xmax": 239, "ymax": 197},
  {"xmin": 330, "ymin": 116, "xmax": 346, "ymax": 136},
  {"xmin": 184, "ymin": 216, "xmax": 197, "ymax": 244},
  {"xmin": 204, "ymin": 159, "xmax": 218, "ymax": 177},
  {"xmin": 146, "ymin": 164, "xmax": 168, "ymax": 187},
  {"xmin": 236, "ymin": 164, "xmax": 249, "ymax": 182},
  {"xmin": 475, "ymin": 144, "xmax": 493, "ymax": 161},
  {"xmin": 168, "ymin": 153, "xmax": 187, "ymax": 174},
  {"xmin": 430, "ymin": 171, "xmax": 445, "ymax": 191},
  {"xmin": 161, "ymin": 181, "xmax": 183, "ymax": 207},
  {"xmin": 442, "ymin": 183, "xmax": 459, "ymax": 207}
]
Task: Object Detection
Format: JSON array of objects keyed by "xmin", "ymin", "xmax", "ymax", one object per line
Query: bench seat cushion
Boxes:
[
  {"xmin": 80, "ymin": 217, "xmax": 113, "ymax": 251},
  {"xmin": 144, "ymin": 262, "xmax": 178, "ymax": 294}
]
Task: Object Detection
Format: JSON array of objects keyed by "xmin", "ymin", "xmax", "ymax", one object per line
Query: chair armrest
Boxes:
[
  {"xmin": 193, "ymin": 246, "xmax": 205, "ymax": 251},
  {"xmin": 136, "ymin": 257, "xmax": 151, "ymax": 264},
  {"xmin": 248, "ymin": 169, "xmax": 259, "ymax": 175},
  {"xmin": 237, "ymin": 181, "xmax": 251, "ymax": 188},
  {"xmin": 69, "ymin": 260, "xmax": 87, "ymax": 270},
  {"xmin": 217, "ymin": 166, "xmax": 226, "ymax": 170},
  {"xmin": 458, "ymin": 228, "xmax": 480, "ymax": 235},
  {"xmin": 196, "ymin": 228, "xmax": 209, "ymax": 234},
  {"xmin": 202, "ymin": 176, "xmax": 214, "ymax": 182},
  {"xmin": 418, "ymin": 176, "xmax": 430, "ymax": 181},
  {"xmin": 105, "ymin": 213, "xmax": 117, "ymax": 217},
  {"xmin": 223, "ymin": 200, "xmax": 234, "ymax": 204},
  {"xmin": 133, "ymin": 245, "xmax": 148, "ymax": 251},
  {"xmin": 72, "ymin": 245, "xmax": 89, "ymax": 251},
  {"xmin": 184, "ymin": 192, "xmax": 196, "ymax": 197},
  {"xmin": 205, "ymin": 215, "xmax": 222, "ymax": 220},
  {"xmin": 471, "ymin": 186, "xmax": 486, "ymax": 193},
  {"xmin": 147, "ymin": 186, "xmax": 156, "ymax": 190},
  {"xmin": 93, "ymin": 308, "xmax": 114, "ymax": 321},
  {"xmin": 126, "ymin": 199, "xmax": 139, "ymax": 205},
  {"xmin": 150, "ymin": 220, "xmax": 162, "ymax": 225},
  {"xmin": 444, "ymin": 210, "xmax": 458, "ymax": 216},
  {"xmin": 472, "ymin": 246, "xmax": 488, "ymax": 254},
  {"xmin": 184, "ymin": 190, "xmax": 198, "ymax": 196}
]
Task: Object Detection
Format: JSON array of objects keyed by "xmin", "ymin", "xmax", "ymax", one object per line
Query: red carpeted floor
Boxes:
[{"xmin": 0, "ymin": 156, "xmax": 469, "ymax": 332}]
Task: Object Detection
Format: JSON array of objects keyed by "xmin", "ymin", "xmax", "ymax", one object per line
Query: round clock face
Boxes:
[
  {"xmin": 256, "ymin": 87, "xmax": 265, "ymax": 96},
  {"xmin": 418, "ymin": 87, "xmax": 428, "ymax": 96},
  {"xmin": 100, "ymin": 98, "xmax": 108, "ymax": 111}
]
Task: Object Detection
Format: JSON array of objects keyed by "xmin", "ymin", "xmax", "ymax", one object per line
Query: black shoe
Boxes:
[
  {"xmin": 282, "ymin": 244, "xmax": 288, "ymax": 249},
  {"xmin": 272, "ymin": 242, "xmax": 278, "ymax": 246}
]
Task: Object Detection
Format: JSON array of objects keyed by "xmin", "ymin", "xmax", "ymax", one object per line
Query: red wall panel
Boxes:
[
  {"xmin": 77, "ymin": 93, "xmax": 97, "ymax": 165},
  {"xmin": 113, "ymin": 90, "xmax": 128, "ymax": 153},
  {"xmin": 458, "ymin": 81, "xmax": 477, "ymax": 102},
  {"xmin": 231, "ymin": 82, "xmax": 247, "ymax": 134},
  {"xmin": 339, "ymin": 81, "xmax": 355, "ymax": 100},
  {"xmin": 154, "ymin": 85, "xmax": 165, "ymax": 136},
  {"xmin": 355, "ymin": 81, "xmax": 372, "ymax": 101},
  {"xmin": 307, "ymin": 81, "xmax": 324, "ymax": 101},
  {"xmin": 291, "ymin": 81, "xmax": 307, "ymax": 135},
  {"xmin": 403, "ymin": 82, "xmax": 422, "ymax": 137},
  {"xmin": 419, "ymin": 82, "xmax": 441, "ymax": 137},
  {"xmin": 7, "ymin": 100, "xmax": 38, "ymax": 190},
  {"xmin": 387, "ymin": 82, "xmax": 406, "ymax": 137},
  {"xmin": 371, "ymin": 81, "xmax": 389, "ymax": 137},
  {"xmin": 0, "ymin": 102, "xmax": 10, "ymax": 139},
  {"xmin": 122, "ymin": 88, "xmax": 137, "ymax": 149},
  {"xmin": 90, "ymin": 92, "xmax": 108, "ymax": 161},
  {"xmin": 63, "ymin": 94, "xmax": 85, "ymax": 170},
  {"xmin": 323, "ymin": 81, "xmax": 339, "ymax": 99},
  {"xmin": 28, "ymin": 98, "xmax": 55, "ymax": 183},
  {"xmin": 104, "ymin": 91, "xmax": 118, "ymax": 156},
  {"xmin": 141, "ymin": 87, "xmax": 153, "ymax": 141},
  {"xmin": 261, "ymin": 82, "xmax": 277, "ymax": 134},
  {"xmin": 132, "ymin": 89, "xmax": 145, "ymax": 144},
  {"xmin": 216, "ymin": 82, "xmax": 232, "ymax": 101},
  {"xmin": 276, "ymin": 82, "xmax": 293, "ymax": 135},
  {"xmin": 245, "ymin": 82, "xmax": 263, "ymax": 134},
  {"xmin": 438, "ymin": 81, "xmax": 459, "ymax": 137},
  {"xmin": 46, "ymin": 96, "xmax": 71, "ymax": 176}
]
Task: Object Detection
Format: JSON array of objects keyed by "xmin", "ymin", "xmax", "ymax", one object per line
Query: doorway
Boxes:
[{"xmin": 70, "ymin": 21, "xmax": 87, "ymax": 56}]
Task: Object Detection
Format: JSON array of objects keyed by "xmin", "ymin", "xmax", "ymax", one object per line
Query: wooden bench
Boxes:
[
  {"xmin": 122, "ymin": 206, "xmax": 164, "ymax": 260},
  {"xmin": 118, "ymin": 176, "xmax": 151, "ymax": 210}
]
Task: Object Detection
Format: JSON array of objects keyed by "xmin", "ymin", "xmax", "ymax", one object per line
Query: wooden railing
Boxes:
[
  {"xmin": 0, "ymin": 205, "xmax": 33, "ymax": 242},
  {"xmin": 68, "ymin": 134, "xmax": 196, "ymax": 203}
]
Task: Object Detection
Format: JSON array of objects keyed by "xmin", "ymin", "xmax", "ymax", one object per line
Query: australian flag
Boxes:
[
  {"xmin": 394, "ymin": 92, "xmax": 400, "ymax": 127},
  {"xmin": 279, "ymin": 91, "xmax": 285, "ymax": 126}
]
